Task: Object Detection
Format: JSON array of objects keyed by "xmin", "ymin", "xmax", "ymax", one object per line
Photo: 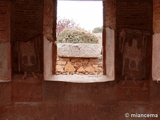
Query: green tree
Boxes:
[
  {"xmin": 92, "ymin": 27, "xmax": 102, "ymax": 33},
  {"xmin": 57, "ymin": 28, "xmax": 99, "ymax": 44}
]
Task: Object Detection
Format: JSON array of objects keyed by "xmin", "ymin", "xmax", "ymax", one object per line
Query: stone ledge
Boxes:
[
  {"xmin": 44, "ymin": 75, "xmax": 114, "ymax": 83},
  {"xmin": 57, "ymin": 43, "xmax": 101, "ymax": 58}
]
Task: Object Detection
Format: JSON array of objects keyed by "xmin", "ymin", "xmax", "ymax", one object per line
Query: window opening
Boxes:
[{"xmin": 55, "ymin": 0, "xmax": 103, "ymax": 76}]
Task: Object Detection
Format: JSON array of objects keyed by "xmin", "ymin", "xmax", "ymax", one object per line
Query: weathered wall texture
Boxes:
[
  {"xmin": 11, "ymin": 0, "xmax": 43, "ymax": 74},
  {"xmin": 0, "ymin": 0, "xmax": 11, "ymax": 81},
  {"xmin": 152, "ymin": 0, "xmax": 160, "ymax": 81},
  {"xmin": 1, "ymin": 0, "xmax": 160, "ymax": 120},
  {"xmin": 103, "ymin": 0, "xmax": 116, "ymax": 77},
  {"xmin": 116, "ymin": 28, "xmax": 152, "ymax": 80},
  {"xmin": 43, "ymin": 0, "xmax": 57, "ymax": 73},
  {"xmin": 116, "ymin": 0, "xmax": 152, "ymax": 81},
  {"xmin": 153, "ymin": 0, "xmax": 160, "ymax": 33},
  {"xmin": 0, "ymin": 0, "xmax": 10, "ymax": 42},
  {"xmin": 103, "ymin": 0, "xmax": 116, "ymax": 29},
  {"xmin": 56, "ymin": 57, "xmax": 103, "ymax": 75},
  {"xmin": 117, "ymin": 0, "xmax": 152, "ymax": 31},
  {"xmin": 43, "ymin": 0, "xmax": 56, "ymax": 42},
  {"xmin": 11, "ymin": 0, "xmax": 43, "ymax": 42}
]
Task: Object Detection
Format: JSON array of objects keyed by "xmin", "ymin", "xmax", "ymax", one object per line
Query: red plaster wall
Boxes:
[
  {"xmin": 115, "ymin": 0, "xmax": 153, "ymax": 81},
  {"xmin": 11, "ymin": 0, "xmax": 43, "ymax": 42},
  {"xmin": 11, "ymin": 0, "xmax": 43, "ymax": 73},
  {"xmin": 117, "ymin": 0, "xmax": 152, "ymax": 31}
]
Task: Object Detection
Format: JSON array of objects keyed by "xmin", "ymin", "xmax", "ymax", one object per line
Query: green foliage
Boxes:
[
  {"xmin": 57, "ymin": 28, "xmax": 99, "ymax": 44},
  {"xmin": 92, "ymin": 27, "xmax": 102, "ymax": 33}
]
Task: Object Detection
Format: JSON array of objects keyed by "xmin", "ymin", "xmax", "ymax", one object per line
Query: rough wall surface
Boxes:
[
  {"xmin": 105, "ymin": 27, "xmax": 115, "ymax": 78},
  {"xmin": 103, "ymin": 0, "xmax": 116, "ymax": 29},
  {"xmin": 116, "ymin": 28, "xmax": 152, "ymax": 80},
  {"xmin": 117, "ymin": 0, "xmax": 152, "ymax": 31},
  {"xmin": 0, "ymin": 0, "xmax": 11, "ymax": 81},
  {"xmin": 1, "ymin": 79, "xmax": 160, "ymax": 119},
  {"xmin": 56, "ymin": 57, "xmax": 103, "ymax": 75},
  {"xmin": 11, "ymin": 0, "xmax": 43, "ymax": 42},
  {"xmin": 11, "ymin": 0, "xmax": 43, "ymax": 73},
  {"xmin": 43, "ymin": 0, "xmax": 56, "ymax": 41},
  {"xmin": 116, "ymin": 0, "xmax": 152, "ymax": 81},
  {"xmin": 153, "ymin": 0, "xmax": 160, "ymax": 33},
  {"xmin": 0, "ymin": 0, "xmax": 10, "ymax": 42},
  {"xmin": 152, "ymin": 0, "xmax": 160, "ymax": 81}
]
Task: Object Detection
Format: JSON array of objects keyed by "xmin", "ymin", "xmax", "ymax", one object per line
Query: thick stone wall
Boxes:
[{"xmin": 1, "ymin": 0, "xmax": 160, "ymax": 120}]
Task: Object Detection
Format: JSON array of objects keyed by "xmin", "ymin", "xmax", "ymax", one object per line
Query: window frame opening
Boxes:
[{"xmin": 43, "ymin": 0, "xmax": 115, "ymax": 83}]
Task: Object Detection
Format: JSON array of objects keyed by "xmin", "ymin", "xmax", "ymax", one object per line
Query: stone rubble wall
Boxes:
[{"xmin": 56, "ymin": 56, "xmax": 103, "ymax": 75}]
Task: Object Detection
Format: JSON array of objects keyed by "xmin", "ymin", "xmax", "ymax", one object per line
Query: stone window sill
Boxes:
[
  {"xmin": 0, "ymin": 80, "xmax": 11, "ymax": 82},
  {"xmin": 44, "ymin": 75, "xmax": 114, "ymax": 83}
]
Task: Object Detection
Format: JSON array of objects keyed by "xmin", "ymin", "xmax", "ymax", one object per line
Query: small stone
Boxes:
[
  {"xmin": 62, "ymin": 73, "xmax": 67, "ymax": 75},
  {"xmin": 57, "ymin": 57, "xmax": 60, "ymax": 60},
  {"xmin": 77, "ymin": 73, "xmax": 84, "ymax": 75},
  {"xmin": 65, "ymin": 62, "xmax": 76, "ymax": 72},
  {"xmin": 93, "ymin": 65, "xmax": 102, "ymax": 73},
  {"xmin": 56, "ymin": 65, "xmax": 64, "ymax": 72},
  {"xmin": 74, "ymin": 62, "xmax": 82, "ymax": 67},
  {"xmin": 56, "ymin": 73, "xmax": 61, "ymax": 75},
  {"xmin": 59, "ymin": 57, "xmax": 70, "ymax": 61},
  {"xmin": 79, "ymin": 59, "xmax": 89, "ymax": 62},
  {"xmin": 93, "ymin": 65, "xmax": 99, "ymax": 68},
  {"xmin": 89, "ymin": 58, "xmax": 99, "ymax": 62},
  {"xmin": 81, "ymin": 59, "xmax": 89, "ymax": 64},
  {"xmin": 77, "ymin": 67, "xmax": 85, "ymax": 73},
  {"xmin": 71, "ymin": 58, "xmax": 80, "ymax": 62},
  {"xmin": 90, "ymin": 62, "xmax": 102, "ymax": 66},
  {"xmin": 89, "ymin": 72, "xmax": 95, "ymax": 75},
  {"xmin": 57, "ymin": 61, "xmax": 66, "ymax": 65},
  {"xmin": 85, "ymin": 66, "xmax": 95, "ymax": 72}
]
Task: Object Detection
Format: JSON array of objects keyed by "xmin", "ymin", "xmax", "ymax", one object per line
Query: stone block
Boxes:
[
  {"xmin": 57, "ymin": 43, "xmax": 101, "ymax": 58},
  {"xmin": 73, "ymin": 62, "xmax": 82, "ymax": 68},
  {"xmin": 65, "ymin": 62, "xmax": 76, "ymax": 72},
  {"xmin": 56, "ymin": 65, "xmax": 64, "ymax": 72},
  {"xmin": 56, "ymin": 61, "xmax": 66, "ymax": 65},
  {"xmin": 85, "ymin": 66, "xmax": 95, "ymax": 72},
  {"xmin": 77, "ymin": 67, "xmax": 85, "ymax": 73}
]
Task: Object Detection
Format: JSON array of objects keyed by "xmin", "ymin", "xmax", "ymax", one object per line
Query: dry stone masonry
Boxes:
[{"xmin": 56, "ymin": 56, "xmax": 103, "ymax": 75}]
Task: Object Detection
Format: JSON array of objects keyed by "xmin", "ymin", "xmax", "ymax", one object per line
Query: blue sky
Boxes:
[{"xmin": 57, "ymin": 1, "xmax": 103, "ymax": 31}]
